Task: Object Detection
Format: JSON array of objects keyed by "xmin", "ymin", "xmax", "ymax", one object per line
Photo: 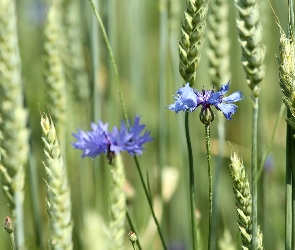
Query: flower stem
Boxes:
[
  {"xmin": 285, "ymin": 3, "xmax": 294, "ymax": 248},
  {"xmin": 205, "ymin": 125, "xmax": 212, "ymax": 250},
  {"xmin": 89, "ymin": 1, "xmax": 167, "ymax": 249},
  {"xmin": 126, "ymin": 211, "xmax": 142, "ymax": 250},
  {"xmin": 286, "ymin": 109, "xmax": 292, "ymax": 250},
  {"xmin": 134, "ymin": 156, "xmax": 167, "ymax": 250},
  {"xmin": 9, "ymin": 232, "xmax": 16, "ymax": 250},
  {"xmin": 211, "ymin": 113, "xmax": 225, "ymax": 250},
  {"xmin": 185, "ymin": 113, "xmax": 197, "ymax": 250},
  {"xmin": 251, "ymin": 96, "xmax": 258, "ymax": 249},
  {"xmin": 89, "ymin": 0, "xmax": 128, "ymax": 127},
  {"xmin": 158, "ymin": 0, "xmax": 168, "ymax": 195}
]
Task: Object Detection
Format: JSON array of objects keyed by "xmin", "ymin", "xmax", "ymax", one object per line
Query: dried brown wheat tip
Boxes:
[
  {"xmin": 4, "ymin": 216, "xmax": 14, "ymax": 234},
  {"xmin": 179, "ymin": 0, "xmax": 210, "ymax": 86},
  {"xmin": 128, "ymin": 231, "xmax": 138, "ymax": 243}
]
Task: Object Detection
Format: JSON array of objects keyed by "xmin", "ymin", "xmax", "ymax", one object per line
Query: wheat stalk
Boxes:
[
  {"xmin": 179, "ymin": 0, "xmax": 210, "ymax": 86},
  {"xmin": 229, "ymin": 152, "xmax": 264, "ymax": 249},
  {"xmin": 41, "ymin": 113, "xmax": 73, "ymax": 249}
]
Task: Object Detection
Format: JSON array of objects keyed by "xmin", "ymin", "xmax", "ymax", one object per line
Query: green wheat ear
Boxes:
[
  {"xmin": 277, "ymin": 30, "xmax": 295, "ymax": 129},
  {"xmin": 0, "ymin": 0, "xmax": 29, "ymax": 219},
  {"xmin": 235, "ymin": 0, "xmax": 266, "ymax": 94},
  {"xmin": 109, "ymin": 154, "xmax": 126, "ymax": 250},
  {"xmin": 43, "ymin": 1, "xmax": 67, "ymax": 149},
  {"xmin": 229, "ymin": 152, "xmax": 264, "ymax": 249},
  {"xmin": 41, "ymin": 114, "xmax": 73, "ymax": 250},
  {"xmin": 179, "ymin": 0, "xmax": 210, "ymax": 86},
  {"xmin": 60, "ymin": 0, "xmax": 90, "ymax": 102},
  {"xmin": 207, "ymin": 0, "xmax": 230, "ymax": 89}
]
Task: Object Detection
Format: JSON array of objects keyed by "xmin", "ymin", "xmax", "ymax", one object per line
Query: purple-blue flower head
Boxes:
[
  {"xmin": 167, "ymin": 81, "xmax": 245, "ymax": 120},
  {"xmin": 72, "ymin": 115, "xmax": 153, "ymax": 159}
]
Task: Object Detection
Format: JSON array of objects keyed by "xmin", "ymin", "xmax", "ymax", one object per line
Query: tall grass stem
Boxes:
[
  {"xmin": 134, "ymin": 156, "xmax": 168, "ymax": 250},
  {"xmin": 126, "ymin": 211, "xmax": 142, "ymax": 250},
  {"xmin": 286, "ymin": 110, "xmax": 292, "ymax": 250},
  {"xmin": 211, "ymin": 113, "xmax": 224, "ymax": 250},
  {"xmin": 89, "ymin": 1, "xmax": 167, "ymax": 248},
  {"xmin": 185, "ymin": 113, "xmax": 197, "ymax": 250},
  {"xmin": 251, "ymin": 96, "xmax": 259, "ymax": 249},
  {"xmin": 205, "ymin": 125, "xmax": 212, "ymax": 250},
  {"xmin": 158, "ymin": 0, "xmax": 168, "ymax": 196},
  {"xmin": 89, "ymin": 0, "xmax": 128, "ymax": 127}
]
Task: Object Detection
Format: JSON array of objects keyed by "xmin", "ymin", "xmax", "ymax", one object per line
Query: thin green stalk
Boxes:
[
  {"xmin": 134, "ymin": 156, "xmax": 167, "ymax": 250},
  {"xmin": 185, "ymin": 113, "xmax": 197, "ymax": 250},
  {"xmin": 158, "ymin": 0, "xmax": 168, "ymax": 195},
  {"xmin": 89, "ymin": 0, "xmax": 128, "ymax": 127},
  {"xmin": 288, "ymin": 2, "xmax": 295, "ymax": 248},
  {"xmin": 211, "ymin": 113, "xmax": 224, "ymax": 250},
  {"xmin": 291, "ymin": 125, "xmax": 295, "ymax": 249},
  {"xmin": 251, "ymin": 96, "xmax": 258, "ymax": 249},
  {"xmin": 14, "ymin": 191, "xmax": 24, "ymax": 249},
  {"xmin": 286, "ymin": 110, "xmax": 292, "ymax": 250},
  {"xmin": 10, "ymin": 233, "xmax": 16, "ymax": 250},
  {"xmin": 89, "ymin": 2, "xmax": 167, "ymax": 249},
  {"xmin": 129, "ymin": 231, "xmax": 139, "ymax": 250},
  {"xmin": 205, "ymin": 125, "xmax": 212, "ymax": 250},
  {"xmin": 126, "ymin": 211, "xmax": 142, "ymax": 250},
  {"xmin": 257, "ymin": 102, "xmax": 285, "ymax": 180}
]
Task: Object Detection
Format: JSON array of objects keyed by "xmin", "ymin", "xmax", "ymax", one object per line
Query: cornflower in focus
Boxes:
[
  {"xmin": 72, "ymin": 115, "xmax": 153, "ymax": 160},
  {"xmin": 167, "ymin": 81, "xmax": 245, "ymax": 123}
]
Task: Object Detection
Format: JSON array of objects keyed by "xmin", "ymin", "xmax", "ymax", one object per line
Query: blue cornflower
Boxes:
[
  {"xmin": 167, "ymin": 81, "xmax": 245, "ymax": 121},
  {"xmin": 72, "ymin": 115, "xmax": 153, "ymax": 159}
]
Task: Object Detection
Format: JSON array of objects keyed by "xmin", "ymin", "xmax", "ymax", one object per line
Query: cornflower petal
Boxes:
[
  {"xmin": 219, "ymin": 81, "xmax": 230, "ymax": 95},
  {"xmin": 167, "ymin": 80, "xmax": 245, "ymax": 121},
  {"xmin": 167, "ymin": 83, "xmax": 198, "ymax": 113},
  {"xmin": 109, "ymin": 126, "xmax": 127, "ymax": 154},
  {"xmin": 72, "ymin": 129, "xmax": 108, "ymax": 158},
  {"xmin": 207, "ymin": 92, "xmax": 222, "ymax": 105},
  {"xmin": 125, "ymin": 115, "xmax": 153, "ymax": 155},
  {"xmin": 72, "ymin": 115, "xmax": 153, "ymax": 158},
  {"xmin": 214, "ymin": 103, "xmax": 238, "ymax": 120},
  {"xmin": 222, "ymin": 91, "xmax": 244, "ymax": 103}
]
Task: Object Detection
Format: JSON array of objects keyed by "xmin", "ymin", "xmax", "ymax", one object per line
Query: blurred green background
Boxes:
[{"xmin": 0, "ymin": 0, "xmax": 291, "ymax": 249}]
